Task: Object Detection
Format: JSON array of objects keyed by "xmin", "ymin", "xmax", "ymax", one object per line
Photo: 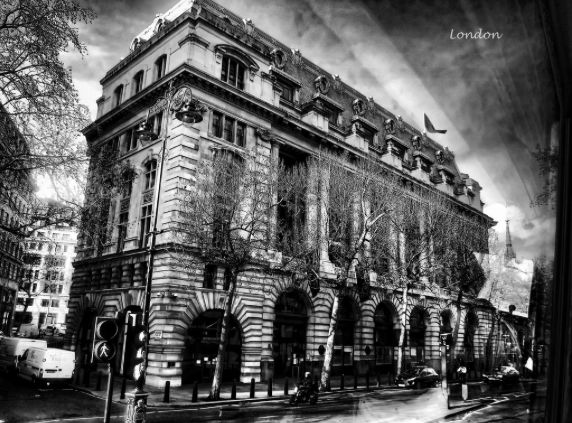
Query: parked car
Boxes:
[
  {"xmin": 395, "ymin": 365, "xmax": 440, "ymax": 389},
  {"xmin": 0, "ymin": 337, "xmax": 47, "ymax": 374},
  {"xmin": 16, "ymin": 347, "xmax": 76, "ymax": 386},
  {"xmin": 482, "ymin": 366, "xmax": 520, "ymax": 384},
  {"xmin": 40, "ymin": 324, "xmax": 66, "ymax": 337}
]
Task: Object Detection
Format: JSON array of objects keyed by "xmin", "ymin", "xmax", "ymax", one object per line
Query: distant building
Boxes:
[
  {"xmin": 15, "ymin": 222, "xmax": 77, "ymax": 329},
  {"xmin": 0, "ymin": 105, "xmax": 34, "ymax": 334}
]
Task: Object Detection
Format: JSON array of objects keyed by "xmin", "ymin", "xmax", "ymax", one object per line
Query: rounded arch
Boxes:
[
  {"xmin": 214, "ymin": 44, "xmax": 259, "ymax": 71},
  {"xmin": 182, "ymin": 308, "xmax": 243, "ymax": 383},
  {"xmin": 440, "ymin": 309, "xmax": 454, "ymax": 333},
  {"xmin": 374, "ymin": 300, "xmax": 400, "ymax": 372},
  {"xmin": 409, "ymin": 306, "xmax": 429, "ymax": 364}
]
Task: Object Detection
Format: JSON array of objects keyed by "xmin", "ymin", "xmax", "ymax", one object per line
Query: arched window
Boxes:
[
  {"xmin": 221, "ymin": 56, "xmax": 246, "ymax": 90},
  {"xmin": 120, "ymin": 170, "xmax": 134, "ymax": 197},
  {"xmin": 132, "ymin": 71, "xmax": 144, "ymax": 95},
  {"xmin": 409, "ymin": 307, "xmax": 427, "ymax": 363},
  {"xmin": 333, "ymin": 297, "xmax": 356, "ymax": 375},
  {"xmin": 113, "ymin": 85, "xmax": 123, "ymax": 108},
  {"xmin": 144, "ymin": 160, "xmax": 157, "ymax": 190},
  {"xmin": 155, "ymin": 55, "xmax": 167, "ymax": 80}
]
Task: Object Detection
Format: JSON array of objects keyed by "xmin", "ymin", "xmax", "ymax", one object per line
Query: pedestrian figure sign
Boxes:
[
  {"xmin": 91, "ymin": 316, "xmax": 120, "ymax": 363},
  {"xmin": 95, "ymin": 341, "xmax": 117, "ymax": 361}
]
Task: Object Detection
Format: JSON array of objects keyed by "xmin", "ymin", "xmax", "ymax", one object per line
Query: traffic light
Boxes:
[
  {"xmin": 440, "ymin": 333, "xmax": 453, "ymax": 346},
  {"xmin": 122, "ymin": 313, "xmax": 147, "ymax": 380},
  {"xmin": 92, "ymin": 316, "xmax": 120, "ymax": 363}
]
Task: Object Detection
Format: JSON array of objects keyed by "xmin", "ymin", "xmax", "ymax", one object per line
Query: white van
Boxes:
[
  {"xmin": 0, "ymin": 338, "xmax": 47, "ymax": 373},
  {"xmin": 16, "ymin": 347, "xmax": 76, "ymax": 386}
]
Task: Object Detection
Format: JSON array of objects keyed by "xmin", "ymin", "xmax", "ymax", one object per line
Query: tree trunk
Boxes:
[
  {"xmin": 396, "ymin": 285, "xmax": 409, "ymax": 375},
  {"xmin": 449, "ymin": 290, "xmax": 463, "ymax": 368},
  {"xmin": 320, "ymin": 293, "xmax": 340, "ymax": 391},
  {"xmin": 209, "ymin": 270, "xmax": 237, "ymax": 400}
]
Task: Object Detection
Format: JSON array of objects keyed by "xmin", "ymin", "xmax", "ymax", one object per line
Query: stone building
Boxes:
[
  {"xmin": 14, "ymin": 222, "xmax": 77, "ymax": 329},
  {"xmin": 67, "ymin": 0, "xmax": 499, "ymax": 387},
  {"xmin": 0, "ymin": 105, "xmax": 33, "ymax": 334}
]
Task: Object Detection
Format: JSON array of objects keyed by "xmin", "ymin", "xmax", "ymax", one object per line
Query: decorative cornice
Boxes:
[{"xmin": 178, "ymin": 32, "xmax": 210, "ymax": 48}]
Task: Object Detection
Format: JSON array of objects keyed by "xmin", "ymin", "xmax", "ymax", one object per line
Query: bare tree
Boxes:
[
  {"xmin": 373, "ymin": 187, "xmax": 457, "ymax": 375},
  {"xmin": 0, "ymin": 0, "xmax": 95, "ymax": 241},
  {"xmin": 169, "ymin": 148, "xmax": 299, "ymax": 399},
  {"xmin": 428, "ymin": 216, "xmax": 490, "ymax": 368},
  {"xmin": 279, "ymin": 151, "xmax": 405, "ymax": 390}
]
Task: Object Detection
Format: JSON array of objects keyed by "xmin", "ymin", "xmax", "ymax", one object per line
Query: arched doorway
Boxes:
[
  {"xmin": 464, "ymin": 311, "xmax": 478, "ymax": 370},
  {"xmin": 374, "ymin": 302, "xmax": 398, "ymax": 374},
  {"xmin": 182, "ymin": 310, "xmax": 242, "ymax": 384},
  {"xmin": 409, "ymin": 307, "xmax": 427, "ymax": 364},
  {"xmin": 273, "ymin": 290, "xmax": 308, "ymax": 378},
  {"xmin": 333, "ymin": 296, "xmax": 357, "ymax": 375}
]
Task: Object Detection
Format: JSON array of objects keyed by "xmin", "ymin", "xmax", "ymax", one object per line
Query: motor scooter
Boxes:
[{"xmin": 289, "ymin": 383, "xmax": 318, "ymax": 405}]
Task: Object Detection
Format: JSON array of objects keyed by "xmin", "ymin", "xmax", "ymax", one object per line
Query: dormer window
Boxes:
[
  {"xmin": 133, "ymin": 71, "xmax": 144, "ymax": 95},
  {"xmin": 113, "ymin": 85, "xmax": 123, "ymax": 108},
  {"xmin": 277, "ymin": 80, "xmax": 294, "ymax": 103},
  {"xmin": 155, "ymin": 55, "xmax": 167, "ymax": 80},
  {"xmin": 221, "ymin": 57, "xmax": 245, "ymax": 90}
]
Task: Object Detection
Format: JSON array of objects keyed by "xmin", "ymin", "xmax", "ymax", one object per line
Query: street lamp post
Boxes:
[{"xmin": 124, "ymin": 83, "xmax": 205, "ymax": 423}]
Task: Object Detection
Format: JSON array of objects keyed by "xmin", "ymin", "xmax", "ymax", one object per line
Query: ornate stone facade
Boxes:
[{"xmin": 67, "ymin": 0, "xmax": 511, "ymax": 388}]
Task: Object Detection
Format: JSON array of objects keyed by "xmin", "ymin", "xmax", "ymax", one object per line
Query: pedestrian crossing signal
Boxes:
[
  {"xmin": 123, "ymin": 313, "xmax": 147, "ymax": 380},
  {"xmin": 440, "ymin": 333, "xmax": 453, "ymax": 346},
  {"xmin": 92, "ymin": 317, "xmax": 120, "ymax": 363}
]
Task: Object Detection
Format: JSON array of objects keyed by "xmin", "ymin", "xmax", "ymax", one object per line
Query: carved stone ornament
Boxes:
[
  {"xmin": 410, "ymin": 134, "xmax": 425, "ymax": 151},
  {"xmin": 396, "ymin": 115, "xmax": 405, "ymax": 132},
  {"xmin": 256, "ymin": 127, "xmax": 275, "ymax": 142},
  {"xmin": 291, "ymin": 48, "xmax": 303, "ymax": 67},
  {"xmin": 242, "ymin": 18, "xmax": 255, "ymax": 36},
  {"xmin": 270, "ymin": 48, "xmax": 287, "ymax": 69},
  {"xmin": 443, "ymin": 146, "xmax": 455, "ymax": 161},
  {"xmin": 333, "ymin": 74, "xmax": 343, "ymax": 92},
  {"xmin": 129, "ymin": 37, "xmax": 142, "ymax": 52},
  {"xmin": 352, "ymin": 99, "xmax": 366, "ymax": 116},
  {"xmin": 314, "ymin": 75, "xmax": 330, "ymax": 94},
  {"xmin": 367, "ymin": 96, "xmax": 375, "ymax": 111},
  {"xmin": 152, "ymin": 13, "xmax": 169, "ymax": 34},
  {"xmin": 383, "ymin": 118, "xmax": 396, "ymax": 137},
  {"xmin": 170, "ymin": 87, "xmax": 194, "ymax": 112},
  {"xmin": 435, "ymin": 150, "xmax": 444, "ymax": 165}
]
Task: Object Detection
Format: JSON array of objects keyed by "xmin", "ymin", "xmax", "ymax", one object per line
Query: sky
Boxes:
[{"xmin": 60, "ymin": 0, "xmax": 557, "ymax": 260}]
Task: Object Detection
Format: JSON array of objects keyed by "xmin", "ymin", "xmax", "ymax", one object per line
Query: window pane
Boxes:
[
  {"xmin": 229, "ymin": 60, "xmax": 237, "ymax": 86},
  {"xmin": 237, "ymin": 64, "xmax": 245, "ymax": 90},
  {"xmin": 223, "ymin": 118, "xmax": 234, "ymax": 142},
  {"xmin": 236, "ymin": 122, "xmax": 245, "ymax": 147},
  {"xmin": 212, "ymin": 112, "xmax": 222, "ymax": 138},
  {"xmin": 221, "ymin": 57, "xmax": 228, "ymax": 82}
]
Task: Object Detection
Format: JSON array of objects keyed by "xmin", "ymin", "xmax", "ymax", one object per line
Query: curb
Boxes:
[{"xmin": 70, "ymin": 384, "xmax": 403, "ymax": 409}]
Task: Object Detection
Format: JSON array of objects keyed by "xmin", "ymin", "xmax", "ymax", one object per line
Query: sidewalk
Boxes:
[{"xmin": 70, "ymin": 371, "xmax": 400, "ymax": 407}]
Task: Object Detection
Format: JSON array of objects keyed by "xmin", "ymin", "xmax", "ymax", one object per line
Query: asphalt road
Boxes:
[{"xmin": 0, "ymin": 370, "xmax": 543, "ymax": 423}]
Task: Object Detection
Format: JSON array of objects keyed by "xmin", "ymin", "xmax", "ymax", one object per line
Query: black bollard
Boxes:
[
  {"xmin": 120, "ymin": 377, "xmax": 127, "ymax": 400},
  {"xmin": 353, "ymin": 374, "xmax": 358, "ymax": 389},
  {"xmin": 95, "ymin": 370, "xmax": 102, "ymax": 391},
  {"xmin": 250, "ymin": 378, "xmax": 255, "ymax": 398},
  {"xmin": 340, "ymin": 374, "xmax": 345, "ymax": 390},
  {"xmin": 284, "ymin": 377, "xmax": 289, "ymax": 395},
  {"xmin": 164, "ymin": 381, "xmax": 170, "ymax": 403},
  {"xmin": 192, "ymin": 381, "xmax": 198, "ymax": 403},
  {"xmin": 314, "ymin": 375, "xmax": 319, "ymax": 392},
  {"xmin": 366, "ymin": 374, "xmax": 370, "ymax": 389},
  {"xmin": 231, "ymin": 379, "xmax": 237, "ymax": 399},
  {"xmin": 268, "ymin": 377, "xmax": 273, "ymax": 397},
  {"xmin": 377, "ymin": 373, "xmax": 381, "ymax": 387},
  {"xmin": 75, "ymin": 367, "xmax": 82, "ymax": 385}
]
